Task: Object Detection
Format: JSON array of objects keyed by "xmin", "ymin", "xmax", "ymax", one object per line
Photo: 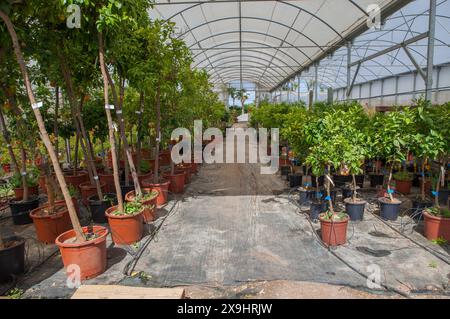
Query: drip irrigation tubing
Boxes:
[
  {"xmin": 122, "ymin": 196, "xmax": 182, "ymax": 276},
  {"xmin": 368, "ymin": 207, "xmax": 450, "ymax": 266},
  {"xmin": 285, "ymin": 187, "xmax": 411, "ymax": 298}
]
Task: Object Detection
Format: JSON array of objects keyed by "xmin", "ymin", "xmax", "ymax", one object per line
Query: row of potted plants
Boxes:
[
  {"xmin": 252, "ymin": 100, "xmax": 449, "ymax": 246},
  {"xmin": 0, "ymin": 1, "xmax": 221, "ymax": 283}
]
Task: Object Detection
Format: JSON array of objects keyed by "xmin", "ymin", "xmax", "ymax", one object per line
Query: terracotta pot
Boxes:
[
  {"xmin": 159, "ymin": 150, "xmax": 171, "ymax": 166},
  {"xmin": 279, "ymin": 158, "xmax": 290, "ymax": 166},
  {"xmin": 30, "ymin": 203, "xmax": 72, "ymax": 244},
  {"xmin": 124, "ymin": 189, "xmax": 159, "ymax": 223},
  {"xmin": 423, "ymin": 210, "xmax": 450, "ymax": 241},
  {"xmin": 105, "ymin": 205, "xmax": 144, "ymax": 245},
  {"xmin": 98, "ymin": 173, "xmax": 115, "ymax": 193},
  {"xmin": 1, "ymin": 163, "xmax": 11, "ymax": 173},
  {"xmin": 191, "ymin": 162, "xmax": 198, "ymax": 174},
  {"xmin": 142, "ymin": 179, "xmax": 170, "ymax": 207},
  {"xmin": 394, "ymin": 179, "xmax": 412, "ymax": 194},
  {"xmin": 143, "ymin": 158, "xmax": 155, "ymax": 171},
  {"xmin": 14, "ymin": 185, "xmax": 39, "ymax": 201},
  {"xmin": 163, "ymin": 172, "xmax": 185, "ymax": 194},
  {"xmin": 319, "ymin": 214, "xmax": 349, "ymax": 246},
  {"xmin": 127, "ymin": 172, "xmax": 153, "ymax": 187},
  {"xmin": 175, "ymin": 166, "xmax": 191, "ymax": 184},
  {"xmin": 55, "ymin": 226, "xmax": 108, "ymax": 280},
  {"xmin": 79, "ymin": 181, "xmax": 107, "ymax": 206},
  {"xmin": 64, "ymin": 172, "xmax": 89, "ymax": 190}
]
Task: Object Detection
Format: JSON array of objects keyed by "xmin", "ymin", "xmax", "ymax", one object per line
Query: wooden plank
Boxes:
[{"xmin": 71, "ymin": 285, "xmax": 185, "ymax": 299}]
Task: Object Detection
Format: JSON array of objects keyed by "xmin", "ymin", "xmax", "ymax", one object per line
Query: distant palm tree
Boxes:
[
  {"xmin": 227, "ymin": 87, "xmax": 238, "ymax": 107},
  {"xmin": 236, "ymin": 89, "xmax": 249, "ymax": 115}
]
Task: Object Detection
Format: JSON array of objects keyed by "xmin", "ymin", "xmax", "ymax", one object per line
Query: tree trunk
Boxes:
[
  {"xmin": 98, "ymin": 31, "xmax": 123, "ymax": 212},
  {"xmin": 154, "ymin": 83, "xmax": 161, "ymax": 184},
  {"xmin": 421, "ymin": 161, "xmax": 426, "ymax": 201},
  {"xmin": 58, "ymin": 49, "xmax": 102, "ymax": 199},
  {"xmin": 106, "ymin": 71, "xmax": 141, "ymax": 196},
  {"xmin": 137, "ymin": 91, "xmax": 144, "ymax": 175},
  {"xmin": 54, "ymin": 86, "xmax": 59, "ymax": 159},
  {"xmin": 0, "ymin": 104, "xmax": 20, "ymax": 175},
  {"xmin": 19, "ymin": 146, "xmax": 29, "ymax": 201},
  {"xmin": 74, "ymin": 132, "xmax": 79, "ymax": 175},
  {"xmin": 0, "ymin": 10, "xmax": 85, "ymax": 242},
  {"xmin": 387, "ymin": 164, "xmax": 394, "ymax": 202},
  {"xmin": 326, "ymin": 166, "xmax": 334, "ymax": 214},
  {"xmin": 352, "ymin": 173, "xmax": 357, "ymax": 202}
]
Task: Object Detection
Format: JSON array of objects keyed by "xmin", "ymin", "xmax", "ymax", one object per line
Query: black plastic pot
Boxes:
[
  {"xmin": 310, "ymin": 201, "xmax": 327, "ymax": 220},
  {"xmin": 369, "ymin": 174, "xmax": 384, "ymax": 187},
  {"xmin": 355, "ymin": 175, "xmax": 365, "ymax": 188},
  {"xmin": 412, "ymin": 174, "xmax": 421, "ymax": 187},
  {"xmin": 438, "ymin": 189, "xmax": 449, "ymax": 206},
  {"xmin": 311, "ymin": 176, "xmax": 324, "ymax": 188},
  {"xmin": 378, "ymin": 198, "xmax": 402, "ymax": 221},
  {"xmin": 345, "ymin": 200, "xmax": 366, "ymax": 221},
  {"xmin": 411, "ymin": 199, "xmax": 433, "ymax": 221},
  {"xmin": 280, "ymin": 165, "xmax": 291, "ymax": 176},
  {"xmin": 341, "ymin": 187, "xmax": 354, "ymax": 200},
  {"xmin": 120, "ymin": 183, "xmax": 135, "ymax": 199},
  {"xmin": 333, "ymin": 175, "xmax": 352, "ymax": 187},
  {"xmin": 9, "ymin": 197, "xmax": 40, "ymax": 225},
  {"xmin": 0, "ymin": 236, "xmax": 25, "ymax": 283},
  {"xmin": 289, "ymin": 174, "xmax": 302, "ymax": 188},
  {"xmin": 298, "ymin": 189, "xmax": 316, "ymax": 204},
  {"xmin": 88, "ymin": 193, "xmax": 118, "ymax": 223}
]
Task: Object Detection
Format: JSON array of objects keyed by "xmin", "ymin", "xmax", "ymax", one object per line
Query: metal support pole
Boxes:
[
  {"xmin": 412, "ymin": 72, "xmax": 417, "ymax": 101},
  {"xmin": 394, "ymin": 76, "xmax": 399, "ymax": 105},
  {"xmin": 314, "ymin": 63, "xmax": 319, "ymax": 103},
  {"xmin": 425, "ymin": 0, "xmax": 437, "ymax": 101},
  {"xmin": 346, "ymin": 41, "xmax": 352, "ymax": 97}
]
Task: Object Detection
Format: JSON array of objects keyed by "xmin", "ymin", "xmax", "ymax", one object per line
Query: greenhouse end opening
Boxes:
[{"xmin": 171, "ymin": 121, "xmax": 280, "ymax": 174}]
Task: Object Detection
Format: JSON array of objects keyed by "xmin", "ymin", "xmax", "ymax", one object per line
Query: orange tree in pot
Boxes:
[
  {"xmin": 304, "ymin": 107, "xmax": 349, "ymax": 246},
  {"xmin": 373, "ymin": 108, "xmax": 415, "ymax": 221}
]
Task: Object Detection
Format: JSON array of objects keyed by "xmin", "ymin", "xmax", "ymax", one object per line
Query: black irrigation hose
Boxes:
[
  {"xmin": 122, "ymin": 196, "xmax": 182, "ymax": 276},
  {"xmin": 369, "ymin": 208, "xmax": 450, "ymax": 266},
  {"xmin": 285, "ymin": 188, "xmax": 411, "ymax": 298}
]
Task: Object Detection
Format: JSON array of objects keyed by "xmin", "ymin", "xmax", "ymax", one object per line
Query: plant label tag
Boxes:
[
  {"xmin": 325, "ymin": 174, "xmax": 335, "ymax": 186},
  {"xmin": 135, "ymin": 111, "xmax": 141, "ymax": 115},
  {"xmin": 21, "ymin": 171, "xmax": 27, "ymax": 176},
  {"xmin": 93, "ymin": 176, "xmax": 99, "ymax": 180},
  {"xmin": 105, "ymin": 104, "xmax": 115, "ymax": 110},
  {"xmin": 32, "ymin": 101, "xmax": 43, "ymax": 109},
  {"xmin": 116, "ymin": 110, "xmax": 122, "ymax": 114}
]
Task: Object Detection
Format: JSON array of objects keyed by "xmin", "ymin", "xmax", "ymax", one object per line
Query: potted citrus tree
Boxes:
[
  {"xmin": 305, "ymin": 109, "xmax": 349, "ymax": 246},
  {"xmin": 376, "ymin": 108, "xmax": 415, "ymax": 220}
]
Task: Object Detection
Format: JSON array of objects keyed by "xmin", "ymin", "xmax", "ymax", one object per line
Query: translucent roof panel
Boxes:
[
  {"xmin": 149, "ymin": 0, "xmax": 417, "ymax": 90},
  {"xmin": 306, "ymin": 0, "xmax": 450, "ymax": 90}
]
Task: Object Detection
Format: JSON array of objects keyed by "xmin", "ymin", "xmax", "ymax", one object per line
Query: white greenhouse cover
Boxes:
[{"xmin": 149, "ymin": 0, "xmax": 449, "ymax": 91}]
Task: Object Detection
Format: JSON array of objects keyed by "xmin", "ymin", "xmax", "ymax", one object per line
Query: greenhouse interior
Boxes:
[{"xmin": 0, "ymin": 0, "xmax": 450, "ymax": 303}]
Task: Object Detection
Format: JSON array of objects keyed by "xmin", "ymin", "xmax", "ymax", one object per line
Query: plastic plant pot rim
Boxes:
[
  {"xmin": 343, "ymin": 198, "xmax": 367, "ymax": 205},
  {"xmin": 318, "ymin": 213, "xmax": 349, "ymax": 224},
  {"xmin": 105, "ymin": 205, "xmax": 145, "ymax": 220},
  {"xmin": 10, "ymin": 196, "xmax": 39, "ymax": 205},
  {"xmin": 142, "ymin": 179, "xmax": 170, "ymax": 187},
  {"xmin": 125, "ymin": 189, "xmax": 159, "ymax": 202},
  {"xmin": 30, "ymin": 204, "xmax": 67, "ymax": 219},
  {"xmin": 55, "ymin": 226, "xmax": 108, "ymax": 248},
  {"xmin": 423, "ymin": 210, "xmax": 450, "ymax": 221},
  {"xmin": 0, "ymin": 237, "xmax": 25, "ymax": 252},
  {"xmin": 79, "ymin": 181, "xmax": 106, "ymax": 189},
  {"xmin": 378, "ymin": 197, "xmax": 402, "ymax": 205}
]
